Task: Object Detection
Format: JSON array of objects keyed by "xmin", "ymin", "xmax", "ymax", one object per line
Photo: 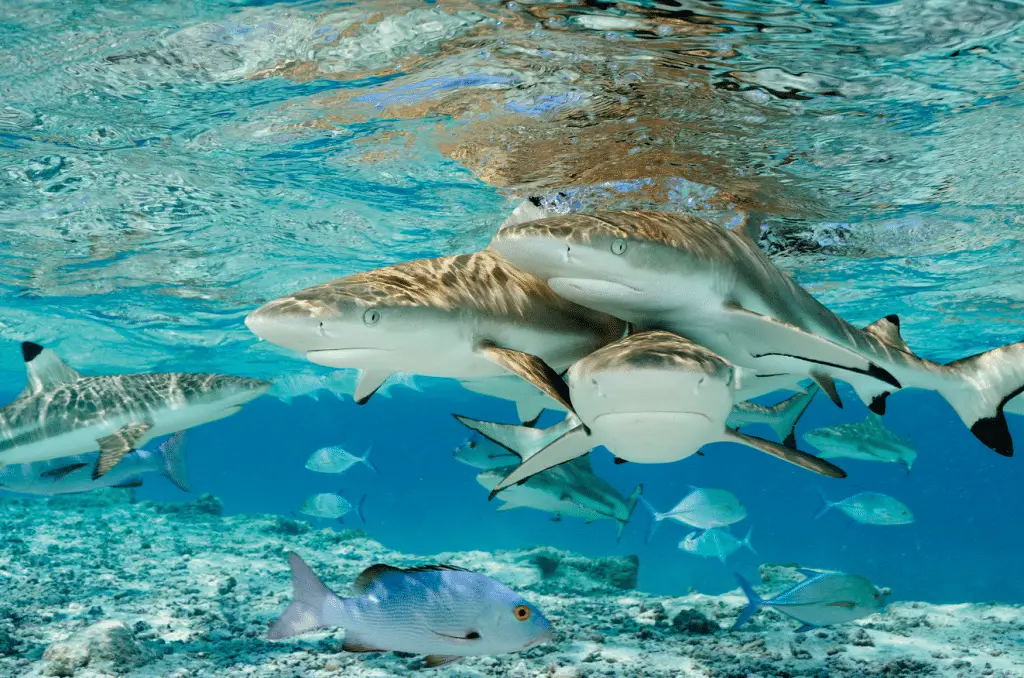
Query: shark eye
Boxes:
[
  {"xmin": 513, "ymin": 605, "xmax": 532, "ymax": 622},
  {"xmin": 610, "ymin": 238, "xmax": 627, "ymax": 255},
  {"xmin": 363, "ymin": 308, "xmax": 381, "ymax": 326}
]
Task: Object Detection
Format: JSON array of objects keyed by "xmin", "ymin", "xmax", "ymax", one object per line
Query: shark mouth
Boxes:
[
  {"xmin": 594, "ymin": 411, "xmax": 712, "ymax": 423},
  {"xmin": 548, "ymin": 277, "xmax": 641, "ymax": 302},
  {"xmin": 306, "ymin": 348, "xmax": 391, "ymax": 363}
]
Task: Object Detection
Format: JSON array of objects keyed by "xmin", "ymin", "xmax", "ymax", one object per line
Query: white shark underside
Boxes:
[{"xmin": 489, "ymin": 209, "xmax": 1024, "ymax": 456}]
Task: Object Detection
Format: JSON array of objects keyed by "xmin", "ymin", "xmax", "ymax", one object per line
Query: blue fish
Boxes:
[
  {"xmin": 733, "ymin": 570, "xmax": 888, "ymax": 632},
  {"xmin": 269, "ymin": 553, "xmax": 553, "ymax": 668}
]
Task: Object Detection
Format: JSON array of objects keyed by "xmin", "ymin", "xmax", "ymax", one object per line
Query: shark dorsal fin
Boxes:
[
  {"xmin": 21, "ymin": 342, "xmax": 82, "ymax": 395},
  {"xmin": 863, "ymin": 315, "xmax": 910, "ymax": 353}
]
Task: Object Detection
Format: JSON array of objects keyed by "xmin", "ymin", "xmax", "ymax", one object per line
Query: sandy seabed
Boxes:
[{"xmin": 0, "ymin": 491, "xmax": 1020, "ymax": 678}]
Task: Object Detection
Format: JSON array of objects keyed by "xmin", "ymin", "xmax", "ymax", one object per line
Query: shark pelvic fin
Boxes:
[
  {"xmin": 353, "ymin": 370, "xmax": 392, "ymax": 405},
  {"xmin": 94, "ymin": 423, "xmax": 151, "ymax": 479},
  {"xmin": 720, "ymin": 305, "xmax": 900, "ymax": 390},
  {"xmin": 477, "ymin": 342, "xmax": 576, "ymax": 415},
  {"xmin": 720, "ymin": 428, "xmax": 846, "ymax": 478},
  {"xmin": 20, "ymin": 342, "xmax": 82, "ymax": 396}
]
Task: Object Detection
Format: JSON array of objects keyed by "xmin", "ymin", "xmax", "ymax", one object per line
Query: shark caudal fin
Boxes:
[
  {"xmin": 618, "ymin": 484, "xmax": 643, "ymax": 542},
  {"xmin": 157, "ymin": 432, "xmax": 190, "ymax": 493},
  {"xmin": 731, "ymin": 572, "xmax": 765, "ymax": 630},
  {"xmin": 729, "ymin": 385, "xmax": 820, "ymax": 449},
  {"xmin": 268, "ymin": 553, "xmax": 345, "ymax": 640},
  {"xmin": 939, "ymin": 341, "xmax": 1024, "ymax": 457}
]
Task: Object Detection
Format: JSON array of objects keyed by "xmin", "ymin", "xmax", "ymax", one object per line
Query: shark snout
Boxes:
[{"xmin": 245, "ymin": 299, "xmax": 337, "ymax": 353}]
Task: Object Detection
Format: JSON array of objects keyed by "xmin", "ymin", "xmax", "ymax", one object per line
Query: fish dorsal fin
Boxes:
[
  {"xmin": 21, "ymin": 342, "xmax": 82, "ymax": 396},
  {"xmin": 352, "ymin": 563, "xmax": 471, "ymax": 595},
  {"xmin": 863, "ymin": 315, "xmax": 910, "ymax": 353}
]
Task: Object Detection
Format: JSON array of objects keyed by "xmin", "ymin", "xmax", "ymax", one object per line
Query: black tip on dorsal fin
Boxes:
[
  {"xmin": 22, "ymin": 342, "xmax": 44, "ymax": 362},
  {"xmin": 885, "ymin": 314, "xmax": 900, "ymax": 328}
]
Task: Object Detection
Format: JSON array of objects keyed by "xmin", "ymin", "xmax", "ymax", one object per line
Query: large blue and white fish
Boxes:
[
  {"xmin": 680, "ymin": 527, "xmax": 756, "ymax": 564},
  {"xmin": 268, "ymin": 553, "xmax": 554, "ymax": 668},
  {"xmin": 0, "ymin": 432, "xmax": 189, "ymax": 495},
  {"xmin": 732, "ymin": 570, "xmax": 888, "ymax": 632},
  {"xmin": 815, "ymin": 490, "xmax": 914, "ymax": 525},
  {"xmin": 305, "ymin": 445, "xmax": 376, "ymax": 475},
  {"xmin": 642, "ymin": 486, "xmax": 747, "ymax": 539}
]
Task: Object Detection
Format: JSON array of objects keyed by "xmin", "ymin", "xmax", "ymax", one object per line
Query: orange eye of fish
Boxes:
[{"xmin": 514, "ymin": 605, "xmax": 532, "ymax": 622}]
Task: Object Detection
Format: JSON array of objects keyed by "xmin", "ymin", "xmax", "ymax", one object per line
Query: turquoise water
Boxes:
[{"xmin": 1, "ymin": 0, "xmax": 1023, "ymax": 630}]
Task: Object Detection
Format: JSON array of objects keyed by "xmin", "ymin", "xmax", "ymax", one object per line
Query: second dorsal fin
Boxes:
[
  {"xmin": 21, "ymin": 342, "xmax": 82, "ymax": 396},
  {"xmin": 863, "ymin": 315, "xmax": 910, "ymax": 353}
]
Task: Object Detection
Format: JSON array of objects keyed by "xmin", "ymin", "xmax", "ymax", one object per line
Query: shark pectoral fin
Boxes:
[
  {"xmin": 352, "ymin": 370, "xmax": 392, "ymax": 405},
  {"xmin": 495, "ymin": 501, "xmax": 520, "ymax": 512},
  {"xmin": 720, "ymin": 306, "xmax": 900, "ymax": 389},
  {"xmin": 721, "ymin": 429, "xmax": 847, "ymax": 478},
  {"xmin": 39, "ymin": 462, "xmax": 90, "ymax": 482},
  {"xmin": 491, "ymin": 427, "xmax": 593, "ymax": 497},
  {"xmin": 810, "ymin": 371, "xmax": 842, "ymax": 408},
  {"xmin": 94, "ymin": 423, "xmax": 151, "ymax": 480},
  {"xmin": 424, "ymin": 655, "xmax": 462, "ymax": 669},
  {"xmin": 477, "ymin": 343, "xmax": 575, "ymax": 415}
]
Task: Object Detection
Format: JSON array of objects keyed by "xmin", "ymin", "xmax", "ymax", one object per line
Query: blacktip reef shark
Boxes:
[
  {"xmin": 245, "ymin": 249, "xmax": 627, "ymax": 409},
  {"xmin": 0, "ymin": 342, "xmax": 270, "ymax": 478},
  {"xmin": 475, "ymin": 456, "xmax": 642, "ymax": 540},
  {"xmin": 456, "ymin": 331, "xmax": 845, "ymax": 497},
  {"xmin": 489, "ymin": 208, "xmax": 1024, "ymax": 456},
  {"xmin": 803, "ymin": 413, "xmax": 918, "ymax": 473}
]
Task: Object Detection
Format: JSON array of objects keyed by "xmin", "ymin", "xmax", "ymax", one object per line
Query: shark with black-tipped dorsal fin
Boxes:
[
  {"xmin": 0, "ymin": 342, "xmax": 269, "ymax": 478},
  {"xmin": 245, "ymin": 249, "xmax": 626, "ymax": 408},
  {"xmin": 489, "ymin": 208, "xmax": 1024, "ymax": 456},
  {"xmin": 456, "ymin": 331, "xmax": 846, "ymax": 497}
]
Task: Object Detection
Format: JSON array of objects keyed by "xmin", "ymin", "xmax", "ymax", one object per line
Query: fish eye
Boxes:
[
  {"xmin": 610, "ymin": 238, "xmax": 627, "ymax": 255},
  {"xmin": 363, "ymin": 308, "xmax": 381, "ymax": 326},
  {"xmin": 513, "ymin": 605, "xmax": 532, "ymax": 622}
]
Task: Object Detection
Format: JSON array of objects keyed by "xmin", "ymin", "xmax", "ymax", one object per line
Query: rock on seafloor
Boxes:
[{"xmin": 0, "ymin": 491, "xmax": 1020, "ymax": 677}]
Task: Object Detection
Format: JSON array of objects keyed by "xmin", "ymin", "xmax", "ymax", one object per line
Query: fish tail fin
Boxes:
[
  {"xmin": 618, "ymin": 484, "xmax": 643, "ymax": 542},
  {"xmin": 742, "ymin": 527, "xmax": 757, "ymax": 556},
  {"xmin": 770, "ymin": 384, "xmax": 820, "ymax": 449},
  {"xmin": 355, "ymin": 495, "xmax": 367, "ymax": 524},
  {"xmin": 639, "ymin": 495, "xmax": 662, "ymax": 543},
  {"xmin": 813, "ymin": 488, "xmax": 834, "ymax": 520},
  {"xmin": 157, "ymin": 432, "xmax": 190, "ymax": 493},
  {"xmin": 939, "ymin": 341, "xmax": 1024, "ymax": 457},
  {"xmin": 360, "ymin": 446, "xmax": 377, "ymax": 474},
  {"xmin": 731, "ymin": 572, "xmax": 764, "ymax": 630},
  {"xmin": 268, "ymin": 552, "xmax": 345, "ymax": 640}
]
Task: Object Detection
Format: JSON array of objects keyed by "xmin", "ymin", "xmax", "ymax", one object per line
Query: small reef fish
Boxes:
[
  {"xmin": 803, "ymin": 413, "xmax": 917, "ymax": 473},
  {"xmin": 489, "ymin": 207, "xmax": 1024, "ymax": 456},
  {"xmin": 475, "ymin": 456, "xmax": 642, "ymax": 540},
  {"xmin": 268, "ymin": 552, "xmax": 553, "ymax": 668},
  {"xmin": 732, "ymin": 570, "xmax": 889, "ymax": 632},
  {"xmin": 272, "ymin": 370, "xmax": 420, "ymax": 405},
  {"xmin": 0, "ymin": 431, "xmax": 189, "ymax": 495},
  {"xmin": 0, "ymin": 342, "xmax": 269, "ymax": 479},
  {"xmin": 679, "ymin": 527, "xmax": 756, "ymax": 564},
  {"xmin": 300, "ymin": 492, "xmax": 366, "ymax": 521},
  {"xmin": 726, "ymin": 385, "xmax": 820, "ymax": 449},
  {"xmin": 642, "ymin": 487, "xmax": 747, "ymax": 539},
  {"xmin": 815, "ymin": 490, "xmax": 914, "ymax": 525},
  {"xmin": 244, "ymin": 249, "xmax": 626, "ymax": 409},
  {"xmin": 456, "ymin": 331, "xmax": 844, "ymax": 496},
  {"xmin": 453, "ymin": 432, "xmax": 519, "ymax": 470},
  {"xmin": 305, "ymin": 445, "xmax": 376, "ymax": 474}
]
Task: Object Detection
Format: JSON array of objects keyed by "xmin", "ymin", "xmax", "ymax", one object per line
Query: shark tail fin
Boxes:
[
  {"xmin": 158, "ymin": 432, "xmax": 190, "ymax": 493},
  {"xmin": 618, "ymin": 484, "xmax": 643, "ymax": 542},
  {"xmin": 731, "ymin": 572, "xmax": 764, "ymax": 630},
  {"xmin": 741, "ymin": 527, "xmax": 757, "ymax": 556},
  {"xmin": 359, "ymin": 447, "xmax": 376, "ymax": 474},
  {"xmin": 639, "ymin": 496, "xmax": 663, "ymax": 543},
  {"xmin": 452, "ymin": 415, "xmax": 577, "ymax": 465},
  {"xmin": 939, "ymin": 341, "xmax": 1024, "ymax": 457},
  {"xmin": 813, "ymin": 488, "xmax": 834, "ymax": 520},
  {"xmin": 267, "ymin": 553, "xmax": 345, "ymax": 640},
  {"xmin": 768, "ymin": 385, "xmax": 820, "ymax": 449}
]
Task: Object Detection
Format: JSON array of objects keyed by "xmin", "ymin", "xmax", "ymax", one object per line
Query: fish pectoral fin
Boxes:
[
  {"xmin": 476, "ymin": 342, "xmax": 576, "ymax": 416},
  {"xmin": 39, "ymin": 462, "xmax": 90, "ymax": 482},
  {"xmin": 720, "ymin": 428, "xmax": 847, "ymax": 479},
  {"xmin": 825, "ymin": 601, "xmax": 857, "ymax": 608},
  {"xmin": 94, "ymin": 423, "xmax": 151, "ymax": 480},
  {"xmin": 341, "ymin": 636, "xmax": 386, "ymax": 653},
  {"xmin": 794, "ymin": 624, "xmax": 818, "ymax": 633},
  {"xmin": 112, "ymin": 478, "xmax": 144, "ymax": 489},
  {"xmin": 353, "ymin": 370, "xmax": 392, "ymax": 405},
  {"xmin": 720, "ymin": 305, "xmax": 900, "ymax": 389},
  {"xmin": 423, "ymin": 655, "xmax": 462, "ymax": 668},
  {"xmin": 490, "ymin": 427, "xmax": 593, "ymax": 498}
]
